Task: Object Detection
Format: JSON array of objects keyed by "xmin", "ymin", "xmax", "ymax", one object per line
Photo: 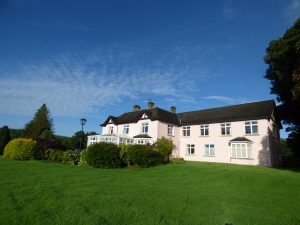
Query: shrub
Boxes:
[
  {"xmin": 79, "ymin": 149, "xmax": 89, "ymax": 166},
  {"xmin": 120, "ymin": 144, "xmax": 130, "ymax": 164},
  {"xmin": 3, "ymin": 138, "xmax": 36, "ymax": 160},
  {"xmin": 35, "ymin": 137, "xmax": 65, "ymax": 160},
  {"xmin": 153, "ymin": 137, "xmax": 174, "ymax": 162},
  {"xmin": 127, "ymin": 145, "xmax": 164, "ymax": 167},
  {"xmin": 62, "ymin": 149, "xmax": 81, "ymax": 165},
  {"xmin": 170, "ymin": 157, "xmax": 185, "ymax": 164},
  {"xmin": 48, "ymin": 149, "xmax": 64, "ymax": 163},
  {"xmin": 86, "ymin": 142, "xmax": 121, "ymax": 168}
]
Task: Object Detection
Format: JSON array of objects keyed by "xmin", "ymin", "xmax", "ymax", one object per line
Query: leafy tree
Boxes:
[
  {"xmin": 264, "ymin": 18, "xmax": 300, "ymax": 158},
  {"xmin": 24, "ymin": 104, "xmax": 54, "ymax": 139},
  {"xmin": 0, "ymin": 126, "xmax": 11, "ymax": 155},
  {"xmin": 153, "ymin": 137, "xmax": 174, "ymax": 162},
  {"xmin": 70, "ymin": 131, "xmax": 97, "ymax": 150}
]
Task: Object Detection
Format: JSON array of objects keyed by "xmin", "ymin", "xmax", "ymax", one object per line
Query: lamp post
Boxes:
[{"xmin": 79, "ymin": 118, "xmax": 87, "ymax": 150}]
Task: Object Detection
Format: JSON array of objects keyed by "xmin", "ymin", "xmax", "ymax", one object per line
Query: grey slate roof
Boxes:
[
  {"xmin": 100, "ymin": 100, "xmax": 281, "ymax": 127},
  {"xmin": 177, "ymin": 100, "xmax": 278, "ymax": 126}
]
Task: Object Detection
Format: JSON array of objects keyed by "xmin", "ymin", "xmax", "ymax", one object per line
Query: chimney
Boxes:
[
  {"xmin": 171, "ymin": 106, "xmax": 176, "ymax": 113},
  {"xmin": 147, "ymin": 101, "xmax": 155, "ymax": 109},
  {"xmin": 133, "ymin": 105, "xmax": 141, "ymax": 111}
]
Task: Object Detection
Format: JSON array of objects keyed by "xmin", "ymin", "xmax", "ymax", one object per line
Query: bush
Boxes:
[
  {"xmin": 3, "ymin": 138, "xmax": 36, "ymax": 160},
  {"xmin": 35, "ymin": 137, "xmax": 65, "ymax": 160},
  {"xmin": 120, "ymin": 144, "xmax": 130, "ymax": 164},
  {"xmin": 86, "ymin": 142, "xmax": 121, "ymax": 168},
  {"xmin": 48, "ymin": 149, "xmax": 64, "ymax": 163},
  {"xmin": 170, "ymin": 157, "xmax": 185, "ymax": 164},
  {"xmin": 153, "ymin": 137, "xmax": 174, "ymax": 162},
  {"xmin": 62, "ymin": 150, "xmax": 80, "ymax": 165},
  {"xmin": 79, "ymin": 149, "xmax": 89, "ymax": 166},
  {"xmin": 127, "ymin": 145, "xmax": 164, "ymax": 167}
]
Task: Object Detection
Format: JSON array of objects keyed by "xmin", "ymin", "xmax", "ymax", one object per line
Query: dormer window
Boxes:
[
  {"xmin": 141, "ymin": 122, "xmax": 149, "ymax": 133},
  {"xmin": 141, "ymin": 113, "xmax": 148, "ymax": 119}
]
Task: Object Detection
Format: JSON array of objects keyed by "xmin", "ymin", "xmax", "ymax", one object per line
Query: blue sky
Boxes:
[{"xmin": 0, "ymin": 0, "xmax": 299, "ymax": 137}]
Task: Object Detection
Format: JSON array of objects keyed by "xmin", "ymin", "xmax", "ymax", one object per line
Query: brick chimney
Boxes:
[
  {"xmin": 170, "ymin": 106, "xmax": 176, "ymax": 113},
  {"xmin": 133, "ymin": 105, "xmax": 141, "ymax": 111},
  {"xmin": 147, "ymin": 101, "xmax": 155, "ymax": 109}
]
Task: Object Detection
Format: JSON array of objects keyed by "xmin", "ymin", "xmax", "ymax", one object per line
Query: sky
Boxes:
[{"xmin": 0, "ymin": 0, "xmax": 299, "ymax": 137}]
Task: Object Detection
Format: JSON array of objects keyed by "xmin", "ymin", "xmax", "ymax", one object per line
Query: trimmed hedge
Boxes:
[
  {"xmin": 3, "ymin": 138, "xmax": 36, "ymax": 160},
  {"xmin": 127, "ymin": 145, "xmax": 164, "ymax": 167},
  {"xmin": 86, "ymin": 142, "xmax": 121, "ymax": 168}
]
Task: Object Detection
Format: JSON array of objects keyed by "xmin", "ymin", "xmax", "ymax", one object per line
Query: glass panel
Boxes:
[
  {"xmin": 210, "ymin": 145, "xmax": 215, "ymax": 155},
  {"xmin": 252, "ymin": 125, "xmax": 258, "ymax": 133},
  {"xmin": 205, "ymin": 145, "xmax": 209, "ymax": 155},
  {"xmin": 236, "ymin": 144, "xmax": 241, "ymax": 158},
  {"xmin": 245, "ymin": 126, "xmax": 251, "ymax": 134},
  {"xmin": 241, "ymin": 144, "xmax": 246, "ymax": 158}
]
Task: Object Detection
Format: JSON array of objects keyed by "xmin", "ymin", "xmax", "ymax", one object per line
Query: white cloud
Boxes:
[
  {"xmin": 223, "ymin": 0, "xmax": 234, "ymax": 19},
  {"xmin": 202, "ymin": 95, "xmax": 249, "ymax": 105},
  {"xmin": 0, "ymin": 46, "xmax": 220, "ymax": 117},
  {"xmin": 285, "ymin": 0, "xmax": 300, "ymax": 21}
]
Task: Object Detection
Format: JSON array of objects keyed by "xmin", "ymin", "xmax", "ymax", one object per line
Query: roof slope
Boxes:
[
  {"xmin": 101, "ymin": 107, "xmax": 180, "ymax": 126},
  {"xmin": 178, "ymin": 100, "xmax": 276, "ymax": 126}
]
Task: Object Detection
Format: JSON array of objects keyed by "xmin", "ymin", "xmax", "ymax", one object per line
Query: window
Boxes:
[
  {"xmin": 200, "ymin": 125, "xmax": 209, "ymax": 136},
  {"xmin": 186, "ymin": 144, "xmax": 195, "ymax": 155},
  {"xmin": 182, "ymin": 126, "xmax": 190, "ymax": 137},
  {"xmin": 204, "ymin": 144, "xmax": 215, "ymax": 156},
  {"xmin": 123, "ymin": 125, "xmax": 129, "ymax": 135},
  {"xmin": 109, "ymin": 126, "xmax": 113, "ymax": 134},
  {"xmin": 245, "ymin": 121, "xmax": 258, "ymax": 134},
  {"xmin": 221, "ymin": 123, "xmax": 231, "ymax": 135},
  {"xmin": 231, "ymin": 143, "xmax": 252, "ymax": 158},
  {"xmin": 141, "ymin": 122, "xmax": 149, "ymax": 133},
  {"xmin": 168, "ymin": 125, "xmax": 174, "ymax": 136}
]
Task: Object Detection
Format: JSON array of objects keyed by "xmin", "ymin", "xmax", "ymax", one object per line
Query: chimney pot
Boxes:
[
  {"xmin": 147, "ymin": 101, "xmax": 155, "ymax": 109},
  {"xmin": 133, "ymin": 105, "xmax": 141, "ymax": 111},
  {"xmin": 171, "ymin": 106, "xmax": 176, "ymax": 113}
]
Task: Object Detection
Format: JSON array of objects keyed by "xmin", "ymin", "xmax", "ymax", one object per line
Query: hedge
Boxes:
[{"xmin": 3, "ymin": 138, "xmax": 36, "ymax": 160}]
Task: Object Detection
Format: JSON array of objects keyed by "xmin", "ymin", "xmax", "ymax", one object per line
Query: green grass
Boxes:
[{"xmin": 1, "ymin": 157, "xmax": 300, "ymax": 225}]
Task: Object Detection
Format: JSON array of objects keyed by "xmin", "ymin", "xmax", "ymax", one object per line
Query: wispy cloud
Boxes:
[
  {"xmin": 0, "ymin": 46, "xmax": 222, "ymax": 117},
  {"xmin": 223, "ymin": 0, "xmax": 234, "ymax": 19},
  {"xmin": 202, "ymin": 95, "xmax": 249, "ymax": 105},
  {"xmin": 284, "ymin": 0, "xmax": 300, "ymax": 22}
]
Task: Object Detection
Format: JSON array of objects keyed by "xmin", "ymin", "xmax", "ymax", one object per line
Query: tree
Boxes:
[
  {"xmin": 153, "ymin": 137, "xmax": 174, "ymax": 162},
  {"xmin": 0, "ymin": 126, "xmax": 11, "ymax": 155},
  {"xmin": 264, "ymin": 18, "xmax": 300, "ymax": 158},
  {"xmin": 24, "ymin": 104, "xmax": 54, "ymax": 139}
]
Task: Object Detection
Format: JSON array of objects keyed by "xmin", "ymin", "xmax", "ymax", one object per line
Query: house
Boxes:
[{"xmin": 87, "ymin": 100, "xmax": 282, "ymax": 166}]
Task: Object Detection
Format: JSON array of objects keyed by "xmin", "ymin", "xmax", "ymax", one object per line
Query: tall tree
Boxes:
[
  {"xmin": 264, "ymin": 18, "xmax": 300, "ymax": 158},
  {"xmin": 0, "ymin": 126, "xmax": 11, "ymax": 155},
  {"xmin": 24, "ymin": 104, "xmax": 54, "ymax": 139}
]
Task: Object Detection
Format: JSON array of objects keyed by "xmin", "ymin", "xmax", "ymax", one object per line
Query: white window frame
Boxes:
[
  {"xmin": 182, "ymin": 126, "xmax": 190, "ymax": 137},
  {"xmin": 141, "ymin": 122, "xmax": 149, "ymax": 134},
  {"xmin": 186, "ymin": 144, "xmax": 195, "ymax": 155},
  {"xmin": 245, "ymin": 121, "xmax": 258, "ymax": 134},
  {"xmin": 230, "ymin": 142, "xmax": 252, "ymax": 159},
  {"xmin": 204, "ymin": 144, "xmax": 215, "ymax": 156},
  {"xmin": 221, "ymin": 123, "xmax": 231, "ymax": 135},
  {"xmin": 109, "ymin": 126, "xmax": 113, "ymax": 134},
  {"xmin": 200, "ymin": 124, "xmax": 209, "ymax": 136},
  {"xmin": 167, "ymin": 125, "xmax": 174, "ymax": 136},
  {"xmin": 123, "ymin": 125, "xmax": 129, "ymax": 135}
]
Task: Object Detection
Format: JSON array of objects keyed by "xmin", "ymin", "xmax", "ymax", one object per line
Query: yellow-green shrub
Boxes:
[{"xmin": 3, "ymin": 138, "xmax": 36, "ymax": 160}]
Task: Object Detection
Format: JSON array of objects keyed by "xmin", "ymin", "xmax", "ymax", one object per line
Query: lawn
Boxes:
[{"xmin": 1, "ymin": 157, "xmax": 300, "ymax": 225}]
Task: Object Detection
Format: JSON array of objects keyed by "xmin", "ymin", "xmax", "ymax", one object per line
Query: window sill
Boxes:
[
  {"xmin": 219, "ymin": 135, "xmax": 232, "ymax": 137},
  {"xmin": 203, "ymin": 155, "xmax": 215, "ymax": 157},
  {"xmin": 230, "ymin": 157, "xmax": 254, "ymax": 160},
  {"xmin": 168, "ymin": 135, "xmax": 175, "ymax": 137},
  {"xmin": 198, "ymin": 136, "xmax": 210, "ymax": 138},
  {"xmin": 185, "ymin": 154, "xmax": 195, "ymax": 156},
  {"xmin": 244, "ymin": 133, "xmax": 259, "ymax": 136},
  {"xmin": 182, "ymin": 136, "xmax": 191, "ymax": 138}
]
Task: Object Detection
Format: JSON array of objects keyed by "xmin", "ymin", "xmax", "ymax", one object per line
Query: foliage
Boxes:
[
  {"xmin": 3, "ymin": 138, "xmax": 36, "ymax": 160},
  {"xmin": 24, "ymin": 104, "xmax": 54, "ymax": 139},
  {"xmin": 79, "ymin": 149, "xmax": 89, "ymax": 166},
  {"xmin": 62, "ymin": 150, "xmax": 80, "ymax": 165},
  {"xmin": 35, "ymin": 137, "xmax": 65, "ymax": 160},
  {"xmin": 120, "ymin": 144, "xmax": 130, "ymax": 164},
  {"xmin": 55, "ymin": 135, "xmax": 73, "ymax": 149},
  {"xmin": 86, "ymin": 142, "xmax": 121, "ymax": 168},
  {"xmin": 152, "ymin": 137, "xmax": 174, "ymax": 162},
  {"xmin": 264, "ymin": 18, "xmax": 300, "ymax": 158},
  {"xmin": 48, "ymin": 149, "xmax": 64, "ymax": 163},
  {"xmin": 0, "ymin": 126, "xmax": 11, "ymax": 155},
  {"xmin": 127, "ymin": 145, "xmax": 164, "ymax": 167},
  {"xmin": 170, "ymin": 157, "xmax": 185, "ymax": 164},
  {"xmin": 10, "ymin": 129, "xmax": 24, "ymax": 139}
]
